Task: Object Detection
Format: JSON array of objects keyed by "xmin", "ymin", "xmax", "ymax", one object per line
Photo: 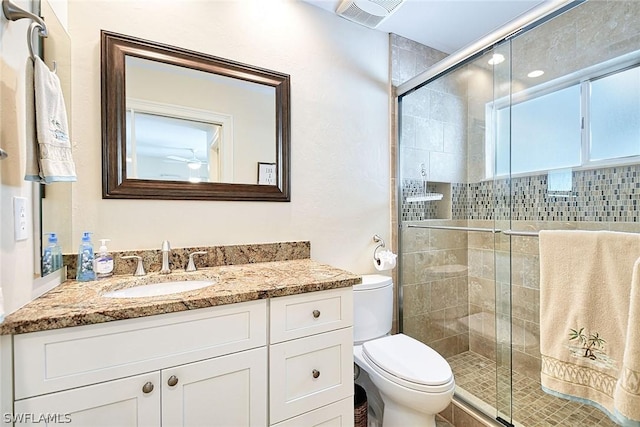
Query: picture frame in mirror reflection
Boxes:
[
  {"xmin": 258, "ymin": 162, "xmax": 277, "ymax": 186},
  {"xmin": 101, "ymin": 31, "xmax": 291, "ymax": 201}
]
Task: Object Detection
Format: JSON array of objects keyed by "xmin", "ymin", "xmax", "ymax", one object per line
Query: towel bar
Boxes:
[
  {"xmin": 502, "ymin": 229, "xmax": 540, "ymax": 237},
  {"xmin": 406, "ymin": 224, "xmax": 541, "ymax": 237},
  {"xmin": 406, "ymin": 224, "xmax": 501, "ymax": 233}
]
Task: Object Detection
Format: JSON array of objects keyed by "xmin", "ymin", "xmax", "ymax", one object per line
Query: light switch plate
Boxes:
[{"xmin": 13, "ymin": 196, "xmax": 28, "ymax": 241}]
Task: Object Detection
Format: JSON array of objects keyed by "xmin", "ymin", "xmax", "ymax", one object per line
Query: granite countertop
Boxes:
[{"xmin": 1, "ymin": 259, "xmax": 361, "ymax": 335}]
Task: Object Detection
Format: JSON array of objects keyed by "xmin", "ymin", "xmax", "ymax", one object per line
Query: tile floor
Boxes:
[{"xmin": 446, "ymin": 351, "xmax": 619, "ymax": 427}]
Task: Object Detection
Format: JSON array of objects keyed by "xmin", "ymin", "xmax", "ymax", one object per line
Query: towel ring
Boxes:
[
  {"xmin": 27, "ymin": 22, "xmax": 46, "ymax": 61},
  {"xmin": 373, "ymin": 234, "xmax": 385, "ymax": 264}
]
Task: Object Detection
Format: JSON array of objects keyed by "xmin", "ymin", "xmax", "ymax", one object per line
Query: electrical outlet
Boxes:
[{"xmin": 13, "ymin": 196, "xmax": 28, "ymax": 241}]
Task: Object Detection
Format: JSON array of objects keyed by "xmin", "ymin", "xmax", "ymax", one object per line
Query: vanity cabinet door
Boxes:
[
  {"xmin": 162, "ymin": 347, "xmax": 267, "ymax": 427},
  {"xmin": 13, "ymin": 372, "xmax": 160, "ymax": 427}
]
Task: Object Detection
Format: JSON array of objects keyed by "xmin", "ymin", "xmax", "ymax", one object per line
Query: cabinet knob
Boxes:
[
  {"xmin": 312, "ymin": 369, "xmax": 320, "ymax": 379},
  {"xmin": 167, "ymin": 375, "xmax": 179, "ymax": 387},
  {"xmin": 312, "ymin": 309, "xmax": 321, "ymax": 318},
  {"xmin": 142, "ymin": 382, "xmax": 154, "ymax": 394}
]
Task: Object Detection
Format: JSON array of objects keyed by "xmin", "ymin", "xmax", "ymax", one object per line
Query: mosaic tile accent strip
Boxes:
[{"xmin": 447, "ymin": 165, "xmax": 640, "ymax": 222}]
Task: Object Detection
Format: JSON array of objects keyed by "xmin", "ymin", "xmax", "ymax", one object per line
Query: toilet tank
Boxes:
[{"xmin": 353, "ymin": 274, "xmax": 393, "ymax": 343}]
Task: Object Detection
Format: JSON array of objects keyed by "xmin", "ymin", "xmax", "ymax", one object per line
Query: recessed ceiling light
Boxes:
[
  {"xmin": 528, "ymin": 70, "xmax": 545, "ymax": 78},
  {"xmin": 488, "ymin": 53, "xmax": 505, "ymax": 65}
]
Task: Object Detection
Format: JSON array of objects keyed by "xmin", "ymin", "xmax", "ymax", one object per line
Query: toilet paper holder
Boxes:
[{"xmin": 373, "ymin": 234, "xmax": 385, "ymax": 265}]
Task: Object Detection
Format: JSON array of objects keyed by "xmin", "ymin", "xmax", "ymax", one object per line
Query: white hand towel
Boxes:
[{"xmin": 27, "ymin": 56, "xmax": 76, "ymax": 183}]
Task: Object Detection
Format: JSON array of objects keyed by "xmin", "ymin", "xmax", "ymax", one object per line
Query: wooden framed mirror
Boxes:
[{"xmin": 101, "ymin": 31, "xmax": 290, "ymax": 201}]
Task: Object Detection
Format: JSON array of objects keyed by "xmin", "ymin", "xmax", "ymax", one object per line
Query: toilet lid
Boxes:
[
  {"xmin": 362, "ymin": 334, "xmax": 454, "ymax": 392},
  {"xmin": 354, "ymin": 274, "xmax": 393, "ymax": 291}
]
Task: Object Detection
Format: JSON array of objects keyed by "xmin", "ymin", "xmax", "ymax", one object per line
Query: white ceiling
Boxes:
[{"xmin": 302, "ymin": 0, "xmax": 548, "ymax": 54}]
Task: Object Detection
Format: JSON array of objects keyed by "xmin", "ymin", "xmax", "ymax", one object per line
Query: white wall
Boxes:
[
  {"xmin": 0, "ymin": 0, "xmax": 39, "ymax": 315},
  {"xmin": 66, "ymin": 1, "xmax": 391, "ymax": 273}
]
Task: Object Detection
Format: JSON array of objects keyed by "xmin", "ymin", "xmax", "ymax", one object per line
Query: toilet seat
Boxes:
[{"xmin": 362, "ymin": 334, "xmax": 454, "ymax": 393}]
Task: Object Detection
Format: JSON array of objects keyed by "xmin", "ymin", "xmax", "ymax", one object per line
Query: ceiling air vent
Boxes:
[{"xmin": 336, "ymin": 0, "xmax": 405, "ymax": 29}]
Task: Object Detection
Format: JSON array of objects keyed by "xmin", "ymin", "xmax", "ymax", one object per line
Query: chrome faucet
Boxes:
[{"xmin": 160, "ymin": 240, "xmax": 171, "ymax": 274}]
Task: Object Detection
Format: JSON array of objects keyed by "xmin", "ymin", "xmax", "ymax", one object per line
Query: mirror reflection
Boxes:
[{"xmin": 124, "ymin": 56, "xmax": 276, "ymax": 185}]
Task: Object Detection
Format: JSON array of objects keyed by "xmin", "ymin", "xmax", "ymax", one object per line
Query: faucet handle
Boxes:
[
  {"xmin": 122, "ymin": 255, "xmax": 146, "ymax": 276},
  {"xmin": 162, "ymin": 240, "xmax": 171, "ymax": 251},
  {"xmin": 186, "ymin": 251, "xmax": 208, "ymax": 272}
]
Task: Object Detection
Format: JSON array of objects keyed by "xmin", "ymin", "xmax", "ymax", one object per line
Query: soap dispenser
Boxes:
[
  {"xmin": 42, "ymin": 233, "xmax": 62, "ymax": 276},
  {"xmin": 76, "ymin": 232, "xmax": 96, "ymax": 282},
  {"xmin": 95, "ymin": 239, "xmax": 114, "ymax": 279}
]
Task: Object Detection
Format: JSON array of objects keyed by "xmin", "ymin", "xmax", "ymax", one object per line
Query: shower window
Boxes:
[
  {"xmin": 488, "ymin": 62, "xmax": 640, "ymax": 178},
  {"xmin": 590, "ymin": 65, "xmax": 640, "ymax": 162},
  {"xmin": 494, "ymin": 84, "xmax": 581, "ymax": 176}
]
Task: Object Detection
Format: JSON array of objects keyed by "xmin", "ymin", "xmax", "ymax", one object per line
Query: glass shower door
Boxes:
[
  {"xmin": 490, "ymin": 41, "xmax": 514, "ymax": 426},
  {"xmin": 397, "ymin": 41, "xmax": 517, "ymax": 426}
]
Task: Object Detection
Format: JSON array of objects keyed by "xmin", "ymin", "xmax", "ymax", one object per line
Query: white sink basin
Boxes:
[{"xmin": 103, "ymin": 280, "xmax": 214, "ymax": 298}]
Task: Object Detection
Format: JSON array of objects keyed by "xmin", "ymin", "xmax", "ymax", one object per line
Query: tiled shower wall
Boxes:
[
  {"xmin": 402, "ymin": 168, "xmax": 640, "ymax": 380},
  {"xmin": 397, "ymin": 0, "xmax": 640, "ymax": 384},
  {"xmin": 391, "ymin": 34, "xmax": 448, "ymax": 335},
  {"xmin": 394, "ymin": 34, "xmax": 471, "ymax": 359},
  {"xmin": 402, "ymin": 221, "xmax": 471, "ymax": 358}
]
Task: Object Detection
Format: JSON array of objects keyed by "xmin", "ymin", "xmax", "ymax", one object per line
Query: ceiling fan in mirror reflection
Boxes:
[{"xmin": 165, "ymin": 149, "xmax": 203, "ymax": 170}]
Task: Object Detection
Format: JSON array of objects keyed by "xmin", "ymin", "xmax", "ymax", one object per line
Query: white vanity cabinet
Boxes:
[
  {"xmin": 11, "ymin": 300, "xmax": 268, "ymax": 427},
  {"xmin": 269, "ymin": 287, "xmax": 354, "ymax": 427},
  {"xmin": 5, "ymin": 287, "xmax": 354, "ymax": 427}
]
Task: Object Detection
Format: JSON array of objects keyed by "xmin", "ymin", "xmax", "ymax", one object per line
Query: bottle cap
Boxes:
[
  {"xmin": 81, "ymin": 232, "xmax": 92, "ymax": 242},
  {"xmin": 45, "ymin": 232, "xmax": 58, "ymax": 244},
  {"xmin": 99, "ymin": 239, "xmax": 110, "ymax": 253}
]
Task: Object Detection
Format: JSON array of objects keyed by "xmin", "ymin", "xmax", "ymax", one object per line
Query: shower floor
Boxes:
[{"xmin": 446, "ymin": 351, "xmax": 619, "ymax": 427}]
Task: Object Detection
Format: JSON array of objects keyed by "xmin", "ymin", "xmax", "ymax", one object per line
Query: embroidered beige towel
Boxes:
[
  {"xmin": 614, "ymin": 257, "xmax": 640, "ymax": 424},
  {"xmin": 539, "ymin": 230, "xmax": 640, "ymax": 425},
  {"xmin": 28, "ymin": 56, "xmax": 76, "ymax": 183}
]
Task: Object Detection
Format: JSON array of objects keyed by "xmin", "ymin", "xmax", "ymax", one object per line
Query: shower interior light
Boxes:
[
  {"xmin": 528, "ymin": 70, "xmax": 545, "ymax": 78},
  {"xmin": 488, "ymin": 53, "xmax": 505, "ymax": 65}
]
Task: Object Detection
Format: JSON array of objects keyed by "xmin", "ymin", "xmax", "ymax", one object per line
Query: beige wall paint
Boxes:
[
  {"xmin": 66, "ymin": 2, "xmax": 390, "ymax": 269},
  {"xmin": 0, "ymin": 0, "xmax": 391, "ymax": 316}
]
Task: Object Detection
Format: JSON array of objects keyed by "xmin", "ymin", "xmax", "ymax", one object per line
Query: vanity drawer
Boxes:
[
  {"xmin": 14, "ymin": 299, "xmax": 267, "ymax": 399},
  {"xmin": 270, "ymin": 287, "xmax": 353, "ymax": 343},
  {"xmin": 271, "ymin": 397, "xmax": 354, "ymax": 427},
  {"xmin": 269, "ymin": 327, "xmax": 353, "ymax": 424}
]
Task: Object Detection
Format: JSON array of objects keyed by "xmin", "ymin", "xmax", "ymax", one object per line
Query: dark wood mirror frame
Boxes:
[{"xmin": 101, "ymin": 31, "xmax": 290, "ymax": 201}]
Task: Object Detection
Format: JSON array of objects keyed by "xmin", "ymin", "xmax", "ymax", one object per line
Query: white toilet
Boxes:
[{"xmin": 353, "ymin": 274, "xmax": 455, "ymax": 427}]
